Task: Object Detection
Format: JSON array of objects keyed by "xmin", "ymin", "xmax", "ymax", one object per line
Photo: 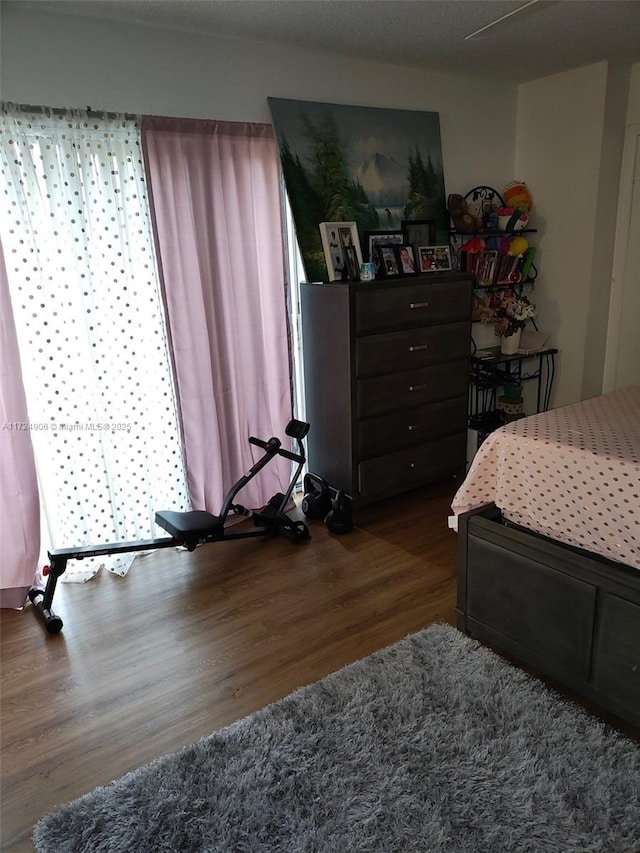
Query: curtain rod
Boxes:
[{"xmin": 5, "ymin": 102, "xmax": 139, "ymax": 122}]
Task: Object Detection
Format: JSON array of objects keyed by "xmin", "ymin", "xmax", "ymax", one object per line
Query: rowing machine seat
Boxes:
[{"xmin": 155, "ymin": 510, "xmax": 224, "ymax": 550}]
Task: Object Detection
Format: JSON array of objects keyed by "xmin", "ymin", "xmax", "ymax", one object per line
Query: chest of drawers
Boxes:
[{"xmin": 300, "ymin": 273, "xmax": 473, "ymax": 516}]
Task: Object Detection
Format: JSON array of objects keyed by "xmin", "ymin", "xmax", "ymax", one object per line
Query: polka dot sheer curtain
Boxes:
[{"xmin": 0, "ymin": 104, "xmax": 189, "ymax": 582}]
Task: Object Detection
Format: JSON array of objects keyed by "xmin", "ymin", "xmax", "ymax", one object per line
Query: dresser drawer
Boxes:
[
  {"xmin": 356, "ymin": 322, "xmax": 470, "ymax": 377},
  {"xmin": 358, "ymin": 432, "xmax": 466, "ymax": 498},
  {"xmin": 358, "ymin": 395, "xmax": 467, "ymax": 458},
  {"xmin": 357, "ymin": 359, "xmax": 469, "ymax": 417},
  {"xmin": 355, "ymin": 279, "xmax": 472, "ymax": 334}
]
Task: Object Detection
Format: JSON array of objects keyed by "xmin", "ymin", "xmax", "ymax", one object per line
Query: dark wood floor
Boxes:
[
  {"xmin": 2, "ymin": 478, "xmax": 637, "ymax": 852},
  {"xmin": 1, "ymin": 480, "xmax": 461, "ymax": 852}
]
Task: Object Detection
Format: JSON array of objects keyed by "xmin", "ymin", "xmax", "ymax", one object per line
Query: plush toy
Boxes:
[
  {"xmin": 460, "ymin": 236, "xmax": 486, "ymax": 255},
  {"xmin": 447, "ymin": 193, "xmax": 483, "ymax": 234},
  {"xmin": 497, "ymin": 207, "xmax": 529, "ymax": 231},
  {"xmin": 504, "ymin": 181, "xmax": 533, "ymax": 212},
  {"xmin": 508, "ymin": 235, "xmax": 529, "ymax": 256}
]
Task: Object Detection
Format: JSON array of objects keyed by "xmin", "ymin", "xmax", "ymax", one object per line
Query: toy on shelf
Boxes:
[
  {"xmin": 496, "ymin": 207, "xmax": 529, "ymax": 231},
  {"xmin": 508, "ymin": 235, "xmax": 529, "ymax": 256},
  {"xmin": 463, "ymin": 186, "xmax": 505, "ymax": 231},
  {"xmin": 503, "ymin": 180, "xmax": 533, "ymax": 212},
  {"xmin": 447, "ymin": 193, "xmax": 483, "ymax": 233},
  {"xmin": 449, "ymin": 181, "xmax": 538, "ymax": 284},
  {"xmin": 497, "ymin": 383, "xmax": 526, "ymax": 423}
]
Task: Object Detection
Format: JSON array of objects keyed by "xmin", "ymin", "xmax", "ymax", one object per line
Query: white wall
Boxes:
[
  {"xmin": 515, "ymin": 62, "xmax": 629, "ymax": 406},
  {"xmin": 0, "ymin": 5, "xmax": 517, "ymax": 197},
  {"xmin": 626, "ymin": 63, "xmax": 640, "ymax": 123},
  {"xmin": 582, "ymin": 63, "xmax": 630, "ymax": 399},
  {"xmin": 604, "ymin": 62, "xmax": 640, "ymax": 391}
]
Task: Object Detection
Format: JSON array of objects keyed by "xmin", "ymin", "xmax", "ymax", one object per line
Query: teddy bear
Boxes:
[{"xmin": 447, "ymin": 193, "xmax": 483, "ymax": 234}]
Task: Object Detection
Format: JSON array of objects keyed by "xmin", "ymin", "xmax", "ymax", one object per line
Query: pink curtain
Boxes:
[
  {"xmin": 141, "ymin": 117, "xmax": 293, "ymax": 513},
  {"xmin": 0, "ymin": 240, "xmax": 40, "ymax": 607}
]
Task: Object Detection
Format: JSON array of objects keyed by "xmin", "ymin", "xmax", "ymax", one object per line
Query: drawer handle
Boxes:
[
  {"xmin": 410, "ymin": 302, "xmax": 429, "ymax": 309},
  {"xmin": 410, "ymin": 462, "xmax": 415, "ymax": 469},
  {"xmin": 407, "ymin": 425, "xmax": 422, "ymax": 431},
  {"xmin": 409, "ymin": 384, "xmax": 427, "ymax": 392},
  {"xmin": 409, "ymin": 344, "xmax": 428, "ymax": 352}
]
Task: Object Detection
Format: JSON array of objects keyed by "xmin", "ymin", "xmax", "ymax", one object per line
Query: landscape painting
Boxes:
[{"xmin": 268, "ymin": 98, "xmax": 448, "ymax": 283}]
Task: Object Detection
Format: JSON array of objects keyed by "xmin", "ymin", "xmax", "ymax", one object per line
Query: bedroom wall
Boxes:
[
  {"xmin": 0, "ymin": 5, "xmax": 516, "ymax": 195},
  {"xmin": 1, "ymin": 5, "xmax": 633, "ymax": 413},
  {"xmin": 0, "ymin": 3, "xmax": 519, "ymax": 414},
  {"xmin": 515, "ymin": 62, "xmax": 629, "ymax": 406},
  {"xmin": 626, "ymin": 63, "xmax": 640, "ymax": 122},
  {"xmin": 603, "ymin": 62, "xmax": 640, "ymax": 392}
]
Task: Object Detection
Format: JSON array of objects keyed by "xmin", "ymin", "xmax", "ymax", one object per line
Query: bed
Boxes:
[{"xmin": 451, "ymin": 384, "xmax": 640, "ymax": 729}]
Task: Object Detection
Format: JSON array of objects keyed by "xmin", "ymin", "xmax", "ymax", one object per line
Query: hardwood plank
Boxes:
[
  {"xmin": 2, "ymin": 478, "xmax": 634, "ymax": 852},
  {"xmin": 0, "ymin": 481, "xmax": 458, "ymax": 852}
]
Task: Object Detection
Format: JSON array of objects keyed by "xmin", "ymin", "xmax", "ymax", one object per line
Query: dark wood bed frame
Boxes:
[{"xmin": 456, "ymin": 504, "xmax": 640, "ymax": 729}]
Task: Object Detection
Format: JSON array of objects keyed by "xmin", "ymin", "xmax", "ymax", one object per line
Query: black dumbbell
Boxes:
[
  {"xmin": 325, "ymin": 490, "xmax": 354, "ymax": 534},
  {"xmin": 301, "ymin": 473, "xmax": 332, "ymax": 519}
]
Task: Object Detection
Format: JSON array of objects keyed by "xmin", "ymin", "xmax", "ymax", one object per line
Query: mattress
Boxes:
[{"xmin": 451, "ymin": 384, "xmax": 640, "ymax": 569}]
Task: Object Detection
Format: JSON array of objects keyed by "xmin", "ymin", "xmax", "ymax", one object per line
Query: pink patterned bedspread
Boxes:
[{"xmin": 451, "ymin": 385, "xmax": 640, "ymax": 569}]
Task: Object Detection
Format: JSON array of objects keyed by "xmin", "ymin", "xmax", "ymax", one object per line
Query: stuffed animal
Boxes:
[
  {"xmin": 497, "ymin": 207, "xmax": 529, "ymax": 232},
  {"xmin": 504, "ymin": 181, "xmax": 533, "ymax": 212},
  {"xmin": 447, "ymin": 193, "xmax": 483, "ymax": 234}
]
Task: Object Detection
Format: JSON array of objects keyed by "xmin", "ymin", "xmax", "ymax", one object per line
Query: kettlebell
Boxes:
[
  {"xmin": 301, "ymin": 473, "xmax": 332, "ymax": 519},
  {"xmin": 325, "ymin": 490, "xmax": 354, "ymax": 534}
]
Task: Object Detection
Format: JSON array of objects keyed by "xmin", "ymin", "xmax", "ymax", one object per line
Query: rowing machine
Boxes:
[{"xmin": 28, "ymin": 419, "xmax": 311, "ymax": 634}]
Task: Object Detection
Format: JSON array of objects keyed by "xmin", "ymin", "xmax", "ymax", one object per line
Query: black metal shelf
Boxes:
[
  {"xmin": 472, "ymin": 278, "xmax": 536, "ymax": 293},
  {"xmin": 450, "ymin": 228, "xmax": 538, "ymax": 237},
  {"xmin": 468, "ymin": 346, "xmax": 558, "ymax": 447}
]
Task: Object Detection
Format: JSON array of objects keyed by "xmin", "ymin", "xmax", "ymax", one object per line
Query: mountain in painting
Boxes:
[{"xmin": 355, "ymin": 153, "xmax": 409, "ymax": 206}]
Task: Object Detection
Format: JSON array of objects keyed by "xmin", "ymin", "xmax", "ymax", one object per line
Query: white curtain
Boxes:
[{"xmin": 0, "ymin": 104, "xmax": 189, "ymax": 580}]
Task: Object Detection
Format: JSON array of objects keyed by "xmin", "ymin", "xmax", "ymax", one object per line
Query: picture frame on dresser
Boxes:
[
  {"xmin": 319, "ymin": 221, "xmax": 363, "ymax": 282},
  {"xmin": 418, "ymin": 245, "xmax": 452, "ymax": 273},
  {"xmin": 401, "ymin": 219, "xmax": 436, "ymax": 252},
  {"xmin": 363, "ymin": 230, "xmax": 403, "ymax": 271},
  {"xmin": 343, "ymin": 245, "xmax": 361, "ymax": 281},
  {"xmin": 398, "ymin": 245, "xmax": 418, "ymax": 275},
  {"xmin": 376, "ymin": 244, "xmax": 401, "ymax": 278}
]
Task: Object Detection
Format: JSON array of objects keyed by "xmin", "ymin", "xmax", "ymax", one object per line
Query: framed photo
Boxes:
[
  {"xmin": 398, "ymin": 244, "xmax": 418, "ymax": 276},
  {"xmin": 363, "ymin": 229, "xmax": 403, "ymax": 269},
  {"xmin": 319, "ymin": 221, "xmax": 363, "ymax": 281},
  {"xmin": 418, "ymin": 245, "xmax": 452, "ymax": 273},
  {"xmin": 343, "ymin": 245, "xmax": 361, "ymax": 281},
  {"xmin": 401, "ymin": 219, "xmax": 436, "ymax": 251},
  {"xmin": 475, "ymin": 249, "xmax": 498, "ymax": 286},
  {"xmin": 376, "ymin": 244, "xmax": 401, "ymax": 278}
]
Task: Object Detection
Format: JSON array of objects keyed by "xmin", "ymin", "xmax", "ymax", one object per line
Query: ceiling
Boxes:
[{"xmin": 15, "ymin": 0, "xmax": 640, "ymax": 84}]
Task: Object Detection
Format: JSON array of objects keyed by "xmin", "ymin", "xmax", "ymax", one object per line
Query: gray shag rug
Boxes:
[{"xmin": 34, "ymin": 623, "xmax": 640, "ymax": 853}]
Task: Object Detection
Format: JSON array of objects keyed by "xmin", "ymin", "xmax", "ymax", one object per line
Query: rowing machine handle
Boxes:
[
  {"xmin": 249, "ymin": 436, "xmax": 281, "ymax": 452},
  {"xmin": 249, "ymin": 435, "xmax": 305, "ymax": 463}
]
